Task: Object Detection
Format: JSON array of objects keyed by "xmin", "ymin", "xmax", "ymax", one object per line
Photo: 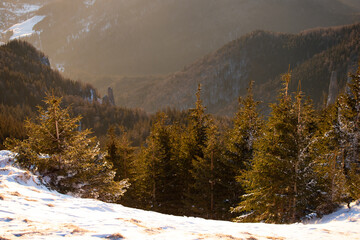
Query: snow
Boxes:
[
  {"xmin": 0, "ymin": 150, "xmax": 359, "ymax": 239},
  {"xmin": 11, "ymin": 4, "xmax": 42, "ymax": 15},
  {"xmin": 84, "ymin": 0, "xmax": 96, "ymax": 7},
  {"xmin": 55, "ymin": 63, "xmax": 65, "ymax": 73},
  {"xmin": 6, "ymin": 15, "xmax": 45, "ymax": 40},
  {"xmin": 1, "ymin": 3, "xmax": 41, "ymax": 15}
]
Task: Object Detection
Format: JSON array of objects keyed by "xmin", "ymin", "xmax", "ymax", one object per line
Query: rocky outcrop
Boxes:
[
  {"xmin": 102, "ymin": 87, "xmax": 115, "ymax": 105},
  {"xmin": 40, "ymin": 56, "xmax": 50, "ymax": 67}
]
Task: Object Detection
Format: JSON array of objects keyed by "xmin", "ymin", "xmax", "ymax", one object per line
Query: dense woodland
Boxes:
[
  {"xmin": 1, "ymin": 39, "xmax": 360, "ymax": 223},
  {"xmin": 114, "ymin": 66, "xmax": 360, "ymax": 222}
]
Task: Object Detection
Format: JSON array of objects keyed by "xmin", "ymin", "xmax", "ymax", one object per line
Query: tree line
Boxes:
[
  {"xmin": 110, "ymin": 64, "xmax": 360, "ymax": 223},
  {"xmin": 5, "ymin": 63, "xmax": 360, "ymax": 223}
]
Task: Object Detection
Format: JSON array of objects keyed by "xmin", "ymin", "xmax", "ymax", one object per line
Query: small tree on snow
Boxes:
[{"xmin": 6, "ymin": 94, "xmax": 129, "ymax": 202}]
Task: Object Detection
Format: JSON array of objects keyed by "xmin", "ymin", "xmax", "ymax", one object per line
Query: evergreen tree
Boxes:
[
  {"xmin": 311, "ymin": 104, "xmax": 348, "ymax": 214},
  {"xmin": 6, "ymin": 94, "xmax": 129, "ymax": 202},
  {"xmin": 337, "ymin": 62, "xmax": 360, "ymax": 199},
  {"xmin": 235, "ymin": 70, "xmax": 320, "ymax": 223},
  {"xmin": 181, "ymin": 84, "xmax": 211, "ymax": 214},
  {"xmin": 140, "ymin": 112, "xmax": 182, "ymax": 213},
  {"xmin": 190, "ymin": 119, "xmax": 224, "ymax": 218},
  {"xmin": 105, "ymin": 126, "xmax": 135, "ymax": 181},
  {"xmin": 225, "ymin": 80, "xmax": 263, "ymax": 209}
]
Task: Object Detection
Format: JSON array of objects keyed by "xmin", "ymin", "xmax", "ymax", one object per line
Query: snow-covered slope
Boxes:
[
  {"xmin": 0, "ymin": 1, "xmax": 45, "ymax": 32},
  {"xmin": 0, "ymin": 150, "xmax": 359, "ymax": 240},
  {"xmin": 6, "ymin": 15, "xmax": 45, "ymax": 40}
]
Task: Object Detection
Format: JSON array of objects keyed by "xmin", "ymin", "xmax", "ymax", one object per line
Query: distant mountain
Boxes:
[
  {"xmin": 111, "ymin": 23, "xmax": 360, "ymax": 115},
  {"xmin": 1, "ymin": 0, "xmax": 360, "ymax": 77}
]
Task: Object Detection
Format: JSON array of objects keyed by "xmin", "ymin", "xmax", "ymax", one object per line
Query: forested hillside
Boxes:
[
  {"xmin": 112, "ymin": 23, "xmax": 360, "ymax": 115},
  {"xmin": 0, "ymin": 40, "xmax": 151, "ymax": 148}
]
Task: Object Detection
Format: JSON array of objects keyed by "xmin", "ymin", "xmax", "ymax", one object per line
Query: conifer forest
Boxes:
[
  {"xmin": 1, "ymin": 0, "xmax": 360, "ymax": 227},
  {"xmin": 2, "ymin": 39, "xmax": 360, "ymax": 222}
]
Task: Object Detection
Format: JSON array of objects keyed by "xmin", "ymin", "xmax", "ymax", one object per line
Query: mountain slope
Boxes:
[
  {"xmin": 0, "ymin": 40, "xmax": 96, "ymax": 108},
  {"xmin": 1, "ymin": 150, "xmax": 360, "ymax": 239},
  {"xmin": 0, "ymin": 40, "xmax": 150, "ymax": 148},
  {"xmin": 112, "ymin": 23, "xmax": 360, "ymax": 115},
  {"xmin": 2, "ymin": 0, "xmax": 360, "ymax": 77}
]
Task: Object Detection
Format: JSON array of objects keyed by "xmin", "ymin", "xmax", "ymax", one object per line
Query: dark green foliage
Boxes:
[
  {"xmin": 310, "ymin": 104, "xmax": 348, "ymax": 214},
  {"xmin": 191, "ymin": 121, "xmax": 233, "ymax": 219},
  {"xmin": 310, "ymin": 62, "xmax": 360, "ymax": 214},
  {"xmin": 181, "ymin": 85, "xmax": 210, "ymax": 214},
  {"xmin": 236, "ymin": 72, "xmax": 320, "ymax": 223},
  {"xmin": 6, "ymin": 94, "xmax": 129, "ymax": 202},
  {"xmin": 136, "ymin": 112, "xmax": 183, "ymax": 213},
  {"xmin": 105, "ymin": 126, "xmax": 135, "ymax": 181},
  {"xmin": 337, "ymin": 63, "xmax": 360, "ymax": 199},
  {"xmin": 0, "ymin": 104, "xmax": 32, "ymax": 149},
  {"xmin": 225, "ymin": 81, "xmax": 264, "ymax": 209}
]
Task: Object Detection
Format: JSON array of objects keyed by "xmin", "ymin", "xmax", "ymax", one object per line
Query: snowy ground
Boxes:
[
  {"xmin": 0, "ymin": 3, "xmax": 42, "ymax": 16},
  {"xmin": 5, "ymin": 15, "xmax": 45, "ymax": 40},
  {"xmin": 0, "ymin": 150, "xmax": 359, "ymax": 240}
]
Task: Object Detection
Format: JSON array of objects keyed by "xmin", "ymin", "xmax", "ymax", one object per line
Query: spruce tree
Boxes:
[
  {"xmin": 191, "ymin": 119, "xmax": 228, "ymax": 218},
  {"xmin": 337, "ymin": 62, "xmax": 360, "ymax": 199},
  {"xmin": 6, "ymin": 94, "xmax": 129, "ymax": 202},
  {"xmin": 181, "ymin": 84, "xmax": 210, "ymax": 214},
  {"xmin": 105, "ymin": 126, "xmax": 135, "ymax": 181},
  {"xmin": 235, "ymin": 70, "xmax": 319, "ymax": 223},
  {"xmin": 140, "ymin": 112, "xmax": 182, "ymax": 213},
  {"xmin": 311, "ymin": 104, "xmax": 348, "ymax": 213},
  {"xmin": 225, "ymin": 80, "xmax": 263, "ymax": 209}
]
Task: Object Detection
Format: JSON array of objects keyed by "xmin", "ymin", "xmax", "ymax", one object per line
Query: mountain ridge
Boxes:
[
  {"xmin": 109, "ymin": 23, "xmax": 360, "ymax": 115},
  {"xmin": 2, "ymin": 0, "xmax": 360, "ymax": 77}
]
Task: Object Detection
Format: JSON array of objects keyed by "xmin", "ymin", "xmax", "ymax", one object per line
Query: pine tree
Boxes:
[
  {"xmin": 311, "ymin": 104, "xmax": 348, "ymax": 214},
  {"xmin": 337, "ymin": 62, "xmax": 360, "ymax": 200},
  {"xmin": 181, "ymin": 84, "xmax": 211, "ymax": 215},
  {"xmin": 6, "ymin": 94, "xmax": 129, "ymax": 202},
  {"xmin": 190, "ymin": 119, "xmax": 226, "ymax": 218},
  {"xmin": 225, "ymin": 80, "xmax": 263, "ymax": 209},
  {"xmin": 235, "ymin": 70, "xmax": 320, "ymax": 223},
  {"xmin": 105, "ymin": 126, "xmax": 135, "ymax": 181},
  {"xmin": 140, "ymin": 112, "xmax": 182, "ymax": 213}
]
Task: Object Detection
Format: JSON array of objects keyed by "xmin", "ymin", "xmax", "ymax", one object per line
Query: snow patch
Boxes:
[
  {"xmin": 6, "ymin": 15, "xmax": 45, "ymax": 40},
  {"xmin": 84, "ymin": 0, "xmax": 96, "ymax": 7},
  {"xmin": 11, "ymin": 4, "xmax": 42, "ymax": 15},
  {"xmin": 0, "ymin": 150, "xmax": 359, "ymax": 239},
  {"xmin": 55, "ymin": 63, "xmax": 65, "ymax": 73},
  {"xmin": 101, "ymin": 22, "xmax": 112, "ymax": 32}
]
